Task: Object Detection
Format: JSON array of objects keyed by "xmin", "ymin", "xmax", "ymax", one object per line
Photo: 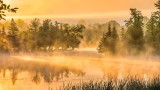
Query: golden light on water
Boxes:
[
  {"xmin": 0, "ymin": 50, "xmax": 160, "ymax": 90},
  {"xmin": 1, "ymin": 0, "xmax": 160, "ymax": 89},
  {"xmin": 12, "ymin": 53, "xmax": 160, "ymax": 79}
]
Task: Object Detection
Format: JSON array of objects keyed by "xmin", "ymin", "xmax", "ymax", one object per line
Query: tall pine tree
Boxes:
[
  {"xmin": 98, "ymin": 24, "xmax": 119, "ymax": 54},
  {"xmin": 145, "ymin": 0, "xmax": 160, "ymax": 54},
  {"xmin": 7, "ymin": 18, "xmax": 19, "ymax": 52},
  {"xmin": 124, "ymin": 8, "xmax": 144, "ymax": 54}
]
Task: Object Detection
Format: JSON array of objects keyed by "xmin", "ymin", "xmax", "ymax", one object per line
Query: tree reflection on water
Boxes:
[{"xmin": 0, "ymin": 56, "xmax": 85, "ymax": 85}]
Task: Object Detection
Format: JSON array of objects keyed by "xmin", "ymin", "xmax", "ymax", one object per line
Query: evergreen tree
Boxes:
[
  {"xmin": 7, "ymin": 18, "xmax": 19, "ymax": 52},
  {"xmin": 124, "ymin": 8, "xmax": 144, "ymax": 54},
  {"xmin": 38, "ymin": 19, "xmax": 52, "ymax": 50},
  {"xmin": 154, "ymin": 0, "xmax": 160, "ymax": 54},
  {"xmin": 19, "ymin": 31, "xmax": 28, "ymax": 52},
  {"xmin": 111, "ymin": 25, "xmax": 119, "ymax": 54},
  {"xmin": 112, "ymin": 25, "xmax": 119, "ymax": 40},
  {"xmin": 98, "ymin": 24, "xmax": 112, "ymax": 53},
  {"xmin": 120, "ymin": 27, "xmax": 125, "ymax": 40},
  {"xmin": 145, "ymin": 0, "xmax": 160, "ymax": 54},
  {"xmin": 26, "ymin": 18, "xmax": 41, "ymax": 52},
  {"xmin": 9, "ymin": 18, "xmax": 18, "ymax": 35},
  {"xmin": 146, "ymin": 14, "xmax": 157, "ymax": 52},
  {"xmin": 29, "ymin": 18, "xmax": 40, "ymax": 31},
  {"xmin": 63, "ymin": 23, "xmax": 70, "ymax": 50},
  {"xmin": 0, "ymin": 26, "xmax": 8, "ymax": 52},
  {"xmin": 48, "ymin": 22, "xmax": 57, "ymax": 51},
  {"xmin": 98, "ymin": 24, "xmax": 119, "ymax": 54},
  {"xmin": 54, "ymin": 21, "xmax": 64, "ymax": 50}
]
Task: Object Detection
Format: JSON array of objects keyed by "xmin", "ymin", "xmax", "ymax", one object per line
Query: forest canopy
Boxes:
[{"xmin": 0, "ymin": 0, "xmax": 160, "ymax": 56}]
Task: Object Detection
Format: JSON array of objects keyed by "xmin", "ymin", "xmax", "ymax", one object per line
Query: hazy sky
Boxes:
[{"xmin": 4, "ymin": 0, "xmax": 158, "ymax": 19}]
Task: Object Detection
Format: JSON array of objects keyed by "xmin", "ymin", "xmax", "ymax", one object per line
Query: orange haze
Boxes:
[{"xmin": 6, "ymin": 0, "xmax": 157, "ymax": 19}]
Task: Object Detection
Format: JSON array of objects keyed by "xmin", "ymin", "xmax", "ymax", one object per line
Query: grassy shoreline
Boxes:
[{"xmin": 61, "ymin": 76, "xmax": 160, "ymax": 90}]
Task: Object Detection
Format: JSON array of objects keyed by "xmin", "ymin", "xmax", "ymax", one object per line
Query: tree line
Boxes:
[
  {"xmin": 1, "ymin": 0, "xmax": 160, "ymax": 56},
  {"xmin": 0, "ymin": 18, "xmax": 85, "ymax": 53},
  {"xmin": 98, "ymin": 0, "xmax": 160, "ymax": 55}
]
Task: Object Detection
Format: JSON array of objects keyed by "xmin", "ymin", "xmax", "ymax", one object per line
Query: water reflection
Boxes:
[
  {"xmin": 1, "ymin": 54, "xmax": 159, "ymax": 90},
  {"xmin": 0, "ymin": 56, "xmax": 85, "ymax": 85},
  {"xmin": 11, "ymin": 69, "xmax": 19, "ymax": 85}
]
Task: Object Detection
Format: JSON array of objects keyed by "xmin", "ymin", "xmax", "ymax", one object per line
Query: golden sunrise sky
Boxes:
[{"xmin": 4, "ymin": 0, "xmax": 158, "ymax": 20}]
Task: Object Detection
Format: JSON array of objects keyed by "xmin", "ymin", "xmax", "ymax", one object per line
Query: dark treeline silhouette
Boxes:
[
  {"xmin": 0, "ymin": 18, "xmax": 85, "ymax": 53},
  {"xmin": 98, "ymin": 0, "xmax": 160, "ymax": 55}
]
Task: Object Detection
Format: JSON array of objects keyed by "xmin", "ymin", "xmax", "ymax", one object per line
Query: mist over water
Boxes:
[
  {"xmin": 1, "ymin": 0, "xmax": 160, "ymax": 89},
  {"xmin": 0, "ymin": 49, "xmax": 160, "ymax": 90}
]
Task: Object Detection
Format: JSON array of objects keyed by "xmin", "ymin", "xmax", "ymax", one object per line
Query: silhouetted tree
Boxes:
[
  {"xmin": 54, "ymin": 23, "xmax": 84, "ymax": 50},
  {"xmin": 9, "ymin": 18, "xmax": 18, "ymax": 35},
  {"xmin": 7, "ymin": 18, "xmax": 19, "ymax": 52},
  {"xmin": 145, "ymin": 0, "xmax": 160, "ymax": 54},
  {"xmin": 124, "ymin": 8, "xmax": 144, "ymax": 54},
  {"xmin": 26, "ymin": 18, "xmax": 41, "ymax": 52},
  {"xmin": 155, "ymin": 0, "xmax": 160, "ymax": 10},
  {"xmin": 98, "ymin": 24, "xmax": 112, "ymax": 53},
  {"xmin": 54, "ymin": 22, "xmax": 64, "ymax": 50},
  {"xmin": 38, "ymin": 19, "xmax": 52, "ymax": 51},
  {"xmin": 98, "ymin": 24, "xmax": 119, "ymax": 54},
  {"xmin": 0, "ymin": 0, "xmax": 18, "ymax": 20},
  {"xmin": 146, "ymin": 14, "xmax": 157, "ymax": 53},
  {"xmin": 120, "ymin": 27, "xmax": 125, "ymax": 40},
  {"xmin": 67, "ymin": 24, "xmax": 85, "ymax": 50},
  {"xmin": 111, "ymin": 25, "xmax": 119, "ymax": 54},
  {"xmin": 0, "ymin": 26, "xmax": 8, "ymax": 52}
]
